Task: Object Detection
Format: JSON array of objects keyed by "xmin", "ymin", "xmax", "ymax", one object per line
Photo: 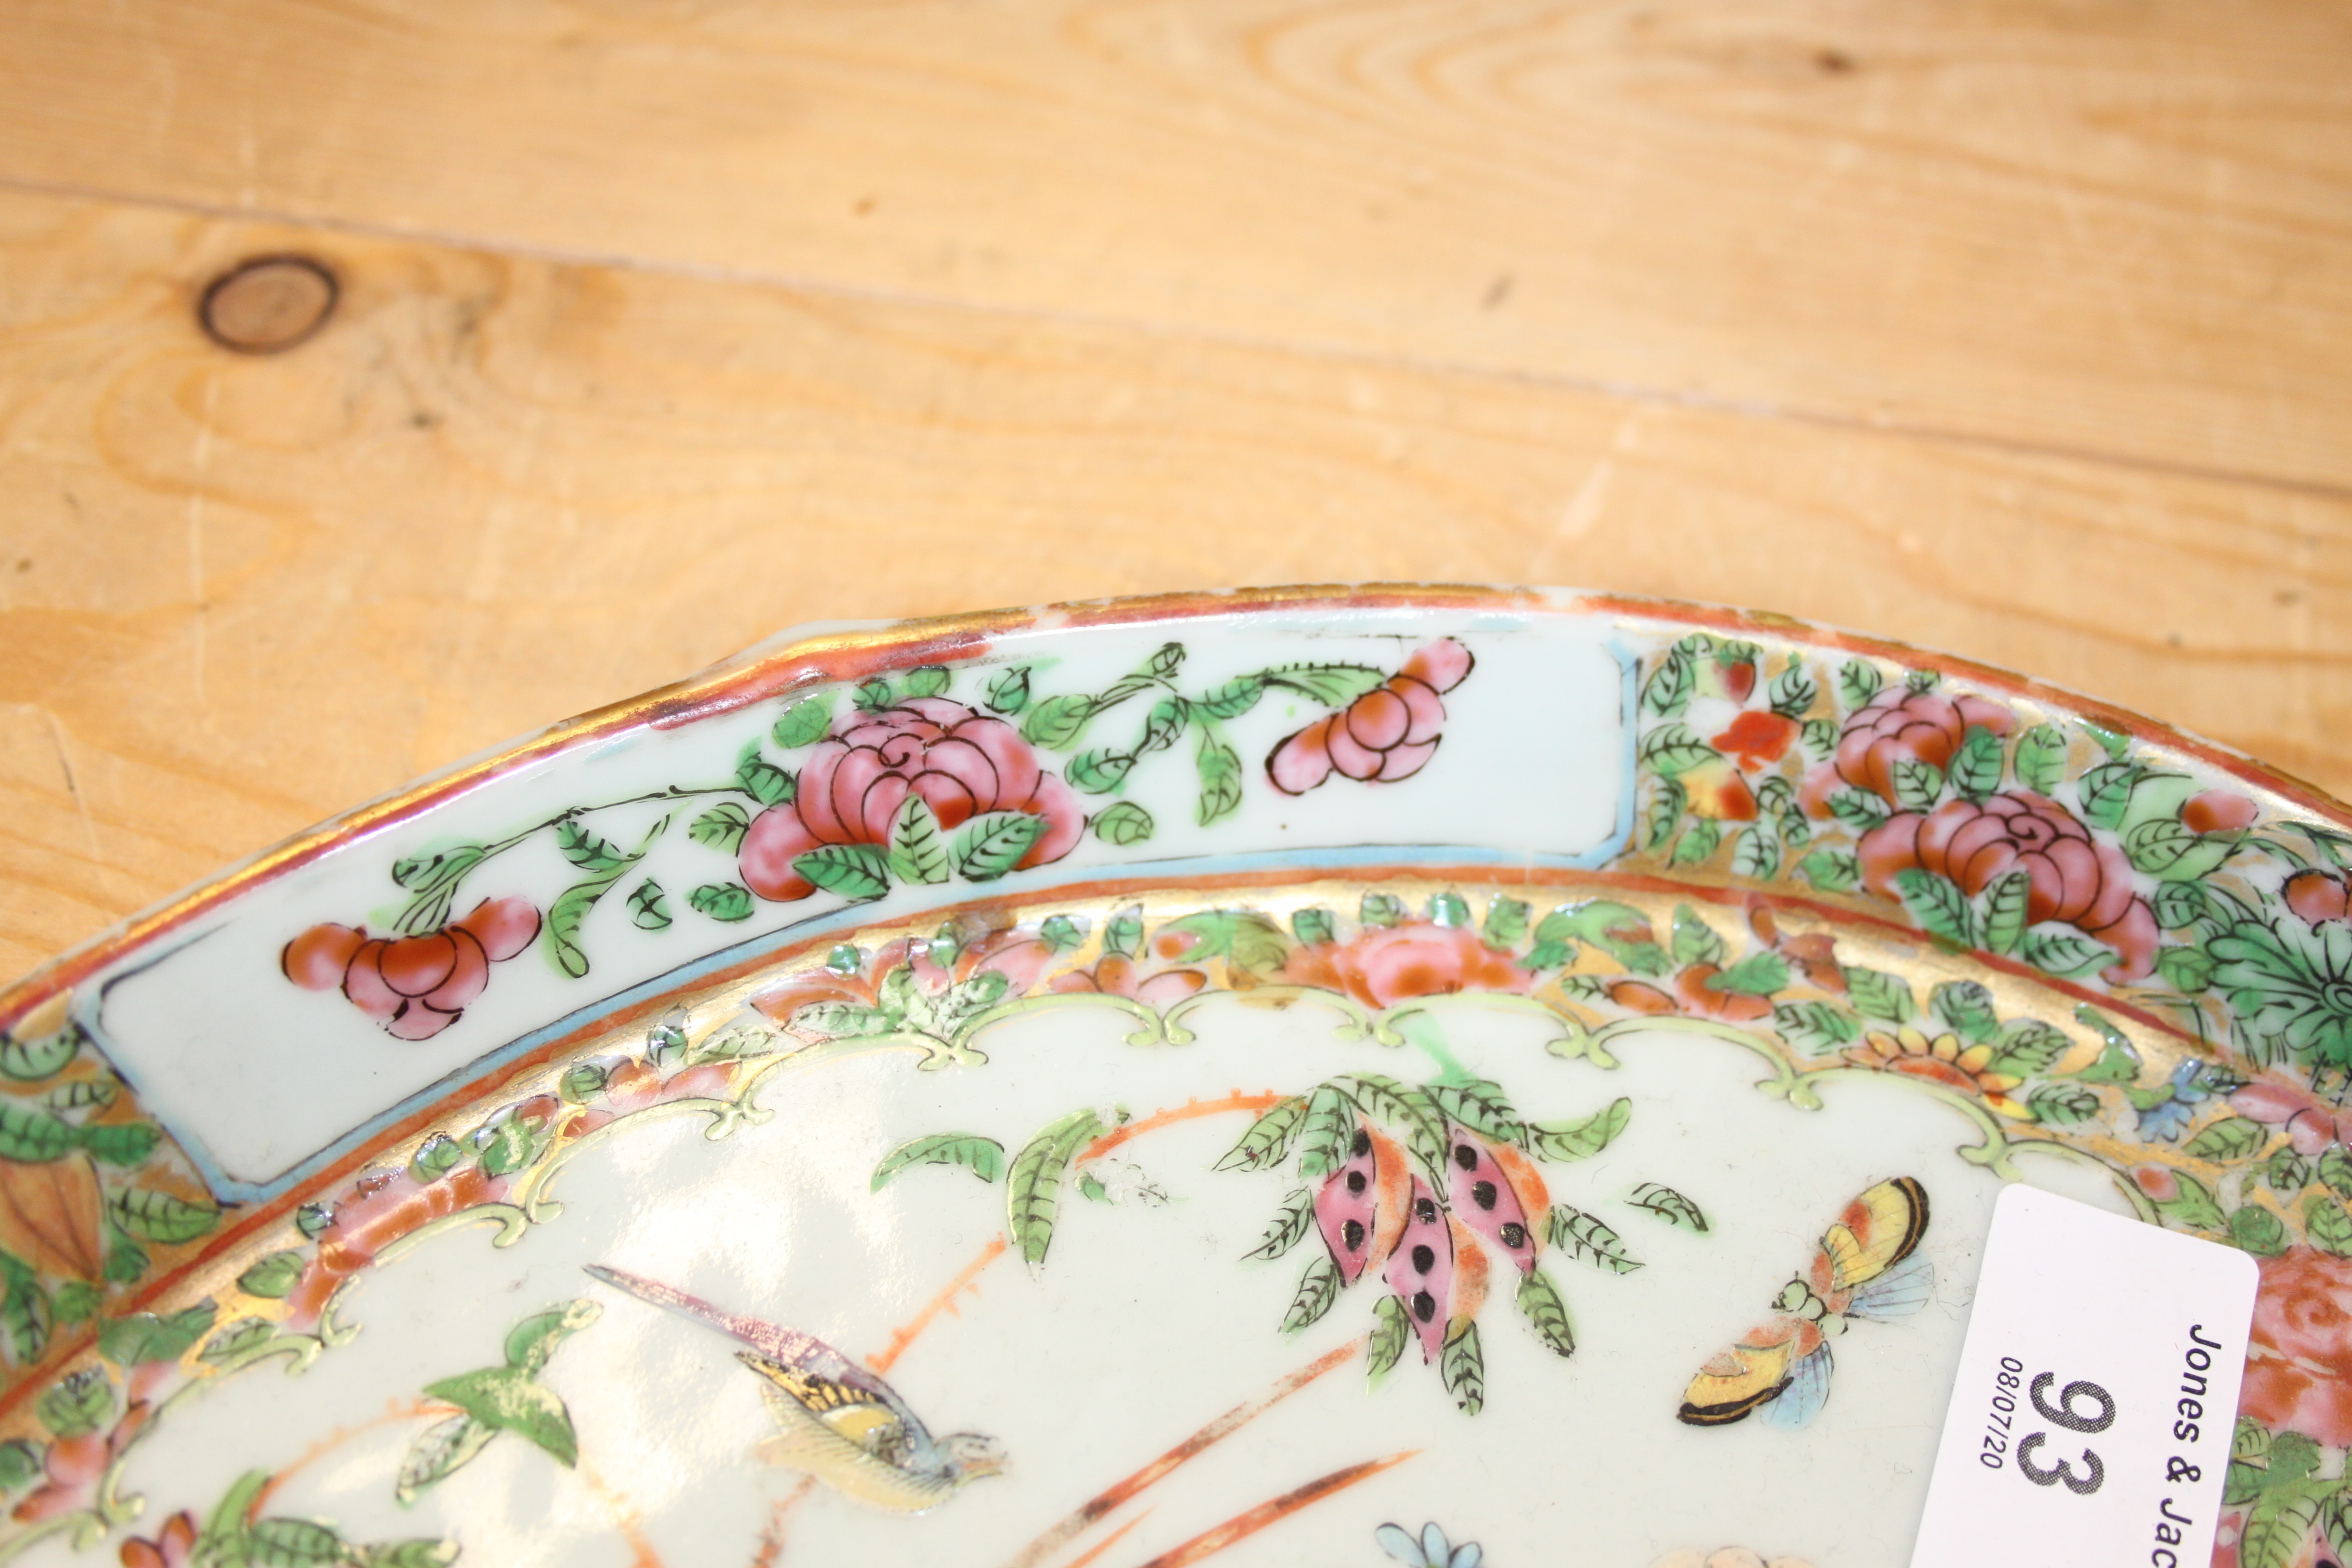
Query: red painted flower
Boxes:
[
  {"xmin": 1711, "ymin": 709, "xmax": 1799, "ymax": 771},
  {"xmin": 1834, "ymin": 688, "xmax": 2015, "ymax": 804},
  {"xmin": 1281, "ymin": 919, "xmax": 1531, "ymax": 1010},
  {"xmin": 282, "ymin": 897, "xmax": 541, "ymax": 1041},
  {"xmin": 2286, "ymin": 870, "xmax": 2352, "ymax": 928},
  {"xmin": 1268, "ymin": 640, "xmax": 1473, "ymax": 794},
  {"xmin": 2182, "ymin": 790, "xmax": 2259, "ymax": 835},
  {"xmin": 739, "ymin": 698, "xmax": 1080, "ymax": 901},
  {"xmin": 1858, "ymin": 791, "xmax": 2156, "ymax": 982},
  {"xmin": 2242, "ymin": 1246, "xmax": 2352, "ymax": 1448},
  {"xmin": 120, "ymin": 1511, "xmax": 196, "ymax": 1568}
]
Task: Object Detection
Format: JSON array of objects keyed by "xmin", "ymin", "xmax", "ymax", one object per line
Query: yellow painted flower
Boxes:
[{"xmin": 1846, "ymin": 1026, "xmax": 2029, "ymax": 1119}]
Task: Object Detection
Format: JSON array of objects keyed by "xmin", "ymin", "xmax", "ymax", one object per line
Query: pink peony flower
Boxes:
[
  {"xmin": 1268, "ymin": 640, "xmax": 1473, "ymax": 794},
  {"xmin": 1281, "ymin": 919, "xmax": 1531, "ymax": 1010},
  {"xmin": 2243, "ymin": 1247, "xmax": 2352, "ymax": 1448},
  {"xmin": 282, "ymin": 897, "xmax": 541, "ymax": 1041},
  {"xmin": 739, "ymin": 698, "xmax": 1079, "ymax": 901},
  {"xmin": 1834, "ymin": 687, "xmax": 2015, "ymax": 804}
]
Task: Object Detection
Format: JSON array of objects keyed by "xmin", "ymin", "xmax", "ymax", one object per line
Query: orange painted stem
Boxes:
[
  {"xmin": 250, "ymin": 1398, "xmax": 445, "ymax": 1515},
  {"xmin": 1001, "ymin": 1340, "xmax": 1360, "ymax": 1568},
  {"xmin": 867, "ymin": 1233, "xmax": 1009, "ymax": 1376},
  {"xmin": 1126, "ymin": 1451, "xmax": 1420, "ymax": 1568},
  {"xmin": 1061, "ymin": 1510, "xmax": 1154, "ymax": 1568}
]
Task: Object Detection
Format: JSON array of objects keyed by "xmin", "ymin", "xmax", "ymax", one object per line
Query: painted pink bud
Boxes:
[
  {"xmin": 1383, "ymin": 1177, "xmax": 1455, "ymax": 1363},
  {"xmin": 1444, "ymin": 1123, "xmax": 1538, "ymax": 1275},
  {"xmin": 1314, "ymin": 1120, "xmax": 1410, "ymax": 1284}
]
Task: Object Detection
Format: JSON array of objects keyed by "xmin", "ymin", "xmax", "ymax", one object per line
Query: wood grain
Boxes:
[
  {"xmin": 2, "ymin": 1, "xmax": 2348, "ymax": 486},
  {"xmin": 2, "ymin": 188, "xmax": 2345, "ymax": 980}
]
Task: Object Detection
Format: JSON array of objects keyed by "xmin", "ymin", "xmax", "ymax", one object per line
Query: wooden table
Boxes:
[{"xmin": 1, "ymin": 0, "xmax": 2346, "ymax": 983}]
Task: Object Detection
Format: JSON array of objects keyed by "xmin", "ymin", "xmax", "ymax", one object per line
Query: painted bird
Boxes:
[{"xmin": 585, "ymin": 1263, "xmax": 1007, "ymax": 1512}]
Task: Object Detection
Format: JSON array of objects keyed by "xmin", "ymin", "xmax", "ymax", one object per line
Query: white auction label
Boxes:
[{"xmin": 1909, "ymin": 1183, "xmax": 2259, "ymax": 1568}]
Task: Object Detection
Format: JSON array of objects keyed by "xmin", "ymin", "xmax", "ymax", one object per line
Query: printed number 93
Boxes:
[{"xmin": 2016, "ymin": 1372, "xmax": 2117, "ymax": 1496}]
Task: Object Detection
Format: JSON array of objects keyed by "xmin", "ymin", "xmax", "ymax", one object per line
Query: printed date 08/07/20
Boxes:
[{"xmin": 1978, "ymin": 1356, "xmax": 2118, "ymax": 1496}]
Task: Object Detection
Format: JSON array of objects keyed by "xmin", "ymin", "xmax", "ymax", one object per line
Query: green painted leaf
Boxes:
[
  {"xmin": 2322, "ymin": 1145, "xmax": 2352, "ymax": 1201},
  {"xmin": 46, "ymin": 1081, "xmax": 111, "ymax": 1114},
  {"xmin": 2013, "ymin": 725, "xmax": 2067, "ymax": 794},
  {"xmin": 1523, "ymin": 1099, "xmax": 1631, "ymax": 1163},
  {"xmin": 1066, "ymin": 748, "xmax": 1135, "ymax": 795},
  {"xmin": 77, "ymin": 1120, "xmax": 160, "ymax": 1168},
  {"xmin": 2240, "ymin": 1479, "xmax": 2325, "ymax": 1568},
  {"xmin": 1428, "ymin": 892, "xmax": 1471, "ymax": 929},
  {"xmin": 2068, "ymin": 1008, "xmax": 2143, "ymax": 1081},
  {"xmin": 1260, "ymin": 663, "xmax": 1386, "ymax": 707},
  {"xmin": 773, "ymin": 696, "xmax": 833, "ymax": 750},
  {"xmin": 2151, "ymin": 1170, "xmax": 2227, "ymax": 1231},
  {"xmin": 1159, "ymin": 909, "xmax": 1288, "ymax": 973},
  {"xmin": 2229, "ymin": 1203, "xmax": 2290, "ymax": 1257},
  {"xmin": 1105, "ymin": 909, "xmax": 1144, "ymax": 959},
  {"xmin": 1950, "ymin": 726, "xmax": 2004, "ymax": 800},
  {"xmin": 553, "ymin": 820, "xmax": 630, "ymax": 875},
  {"xmin": 245, "ymin": 1516, "xmax": 358, "ymax": 1566},
  {"xmin": 952, "ymin": 813, "xmax": 1044, "ymax": 882},
  {"xmin": 37, "ymin": 1368, "xmax": 112, "ymax": 1438},
  {"xmin": 1092, "ymin": 801, "xmax": 1154, "ymax": 846},
  {"xmin": 1136, "ymin": 696, "xmax": 1190, "ymax": 757},
  {"xmin": 1987, "ymin": 1019, "xmax": 2072, "ymax": 1077},
  {"xmin": 1796, "ymin": 849, "xmax": 1861, "ymax": 893},
  {"xmin": 1892, "ymin": 869, "xmax": 1974, "ymax": 948},
  {"xmin": 1279, "ymin": 1253, "xmax": 1342, "ymax": 1334},
  {"xmin": 421, "ymin": 1368, "xmax": 581, "ymax": 1467},
  {"xmin": 236, "ymin": 1250, "xmax": 308, "ymax": 1297},
  {"xmin": 2022, "ymin": 927, "xmax": 2116, "ymax": 979},
  {"xmin": 1904, "ymin": 668, "xmax": 1940, "ymax": 693},
  {"xmin": 1245, "ymin": 1189, "xmax": 1316, "ymax": 1262},
  {"xmin": 1336, "ymin": 1074, "xmax": 1448, "ymax": 1181},
  {"xmin": 99, "ymin": 1301, "xmax": 217, "ymax": 1365},
  {"xmin": 2026, "ymin": 1082, "xmax": 2100, "ymax": 1126},
  {"xmin": 1670, "ymin": 906, "xmax": 1723, "ymax": 968},
  {"xmin": 409, "ymin": 1134, "xmax": 463, "ymax": 1185},
  {"xmin": 1837, "ymin": 660, "xmax": 1883, "ymax": 709},
  {"xmin": 0, "ymin": 1438, "xmax": 39, "ymax": 1491},
  {"xmin": 1767, "ymin": 660, "xmax": 1817, "ymax": 720},
  {"xmin": 51, "ymin": 1281, "xmax": 97, "ymax": 1326},
  {"xmin": 2307, "ymin": 1195, "xmax": 2352, "ymax": 1258},
  {"xmin": 391, "ymin": 843, "xmax": 487, "ymax": 894},
  {"xmin": 1928, "ymin": 981, "xmax": 1999, "ymax": 1045},
  {"xmin": 1006, "ymin": 1108, "xmax": 1103, "ymax": 1268},
  {"xmin": 1642, "ymin": 778, "xmax": 1686, "ymax": 852},
  {"xmin": 1708, "ymin": 953, "xmax": 1790, "ymax": 997},
  {"xmin": 474, "ymin": 1117, "xmax": 549, "ymax": 1179},
  {"xmin": 1668, "ymin": 819, "xmax": 1721, "ymax": 867},
  {"xmin": 0, "ymin": 1102, "xmax": 76, "ymax": 1164},
  {"xmin": 1194, "ymin": 728, "xmax": 1244, "ymax": 827},
  {"xmin": 1891, "ymin": 758, "xmax": 1945, "ymax": 815},
  {"xmin": 1544, "ymin": 1205, "xmax": 1642, "ymax": 1274},
  {"xmin": 1843, "ymin": 967, "xmax": 1916, "ymax": 1024},
  {"xmin": 2264, "ymin": 1145, "xmax": 2312, "ymax": 1196},
  {"xmin": 0, "ymin": 1026, "xmax": 80, "ymax": 1083},
  {"xmin": 395, "ymin": 1412, "xmax": 497, "ymax": 1508},
  {"xmin": 1291, "ymin": 908, "xmax": 1335, "ymax": 948},
  {"xmin": 2156, "ymin": 945, "xmax": 2218, "ymax": 992},
  {"xmin": 2078, "ymin": 760, "xmax": 2142, "ymax": 831},
  {"xmin": 1638, "ymin": 724, "xmax": 1718, "ymax": 779},
  {"xmin": 1729, "ymin": 826, "xmax": 1781, "ymax": 880},
  {"xmin": 110, "ymin": 1186, "xmax": 220, "ymax": 1245},
  {"xmin": 1217, "ymin": 1097, "xmax": 1310, "ymax": 1173},
  {"xmin": 1514, "ymin": 1268, "xmax": 1576, "ymax": 1357},
  {"xmin": 688, "ymin": 802, "xmax": 751, "ymax": 855},
  {"xmin": 1800, "ymin": 718, "xmax": 1839, "ymax": 758},
  {"xmin": 1367, "ymin": 1295, "xmax": 1409, "ymax": 1381},
  {"xmin": 900, "ymin": 665, "xmax": 951, "ymax": 699},
  {"xmin": 372, "ymin": 1540, "xmax": 462, "ymax": 1567},
  {"xmin": 1193, "ymin": 676, "xmax": 1264, "ymax": 720},
  {"xmin": 686, "ymin": 883, "xmax": 755, "ymax": 923},
  {"xmin": 1773, "ymin": 1001, "xmax": 1861, "ymax": 1055},
  {"xmin": 886, "ymin": 796, "xmax": 951, "ymax": 886},
  {"xmin": 872, "ymin": 1133, "xmax": 1007, "ymax": 1191},
  {"xmin": 1021, "ymin": 693, "xmax": 1098, "ymax": 750},
  {"xmin": 852, "ymin": 677, "xmax": 893, "ymax": 712},
  {"xmin": 1427, "ymin": 1080, "xmax": 1518, "ymax": 1142},
  {"xmin": 1440, "ymin": 1317, "xmax": 1485, "ymax": 1415},
  {"xmin": 1974, "ymin": 869, "xmax": 2029, "ymax": 958},
  {"xmin": 623, "ymin": 879, "xmax": 670, "ymax": 931},
  {"xmin": 1481, "ymin": 898, "xmax": 1530, "ymax": 949},
  {"xmin": 0, "ymin": 1275, "xmax": 47, "ymax": 1364},
  {"xmin": 793, "ymin": 844, "xmax": 891, "ymax": 901},
  {"xmin": 2183, "ymin": 1116, "xmax": 2268, "ymax": 1162},
  {"xmin": 1641, "ymin": 648, "xmax": 1694, "ymax": 718},
  {"xmin": 1039, "ymin": 914, "xmax": 1088, "ymax": 954},
  {"xmin": 1826, "ymin": 791, "xmax": 1890, "ymax": 831},
  {"xmin": 1362, "ymin": 893, "xmax": 1405, "ymax": 928},
  {"xmin": 1627, "ymin": 1182, "xmax": 1708, "ymax": 1232}
]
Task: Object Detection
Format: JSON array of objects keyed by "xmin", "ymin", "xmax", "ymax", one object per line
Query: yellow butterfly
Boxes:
[{"xmin": 1678, "ymin": 1177, "xmax": 1933, "ymax": 1430}]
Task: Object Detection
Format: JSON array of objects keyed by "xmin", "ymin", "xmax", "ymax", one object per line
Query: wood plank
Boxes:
[
  {"xmin": 1, "ymin": 2, "xmax": 2347, "ymax": 486},
  {"xmin": 2, "ymin": 188, "xmax": 2346, "ymax": 979}
]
